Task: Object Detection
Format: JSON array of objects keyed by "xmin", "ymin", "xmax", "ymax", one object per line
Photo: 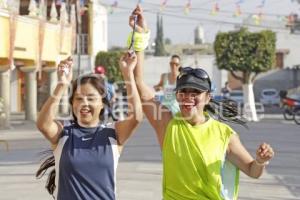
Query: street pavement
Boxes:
[{"xmin": 0, "ymin": 116, "xmax": 300, "ymax": 200}]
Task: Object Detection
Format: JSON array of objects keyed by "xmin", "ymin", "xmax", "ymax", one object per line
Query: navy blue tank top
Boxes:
[{"xmin": 53, "ymin": 121, "xmax": 119, "ymax": 200}]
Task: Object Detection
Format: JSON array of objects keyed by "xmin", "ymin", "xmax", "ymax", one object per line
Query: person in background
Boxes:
[
  {"xmin": 221, "ymin": 81, "xmax": 232, "ymax": 98},
  {"xmin": 130, "ymin": 5, "xmax": 275, "ymax": 200},
  {"xmin": 36, "ymin": 53, "xmax": 142, "ymax": 199},
  {"xmin": 95, "ymin": 65, "xmax": 117, "ymax": 121},
  {"xmin": 153, "ymin": 55, "xmax": 181, "ymax": 115}
]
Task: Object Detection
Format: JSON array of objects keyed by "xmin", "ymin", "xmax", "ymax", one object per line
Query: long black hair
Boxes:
[
  {"xmin": 36, "ymin": 74, "xmax": 110, "ymax": 196},
  {"xmin": 205, "ymin": 98, "xmax": 247, "ymax": 127},
  {"xmin": 36, "ymin": 151, "xmax": 55, "ymax": 197}
]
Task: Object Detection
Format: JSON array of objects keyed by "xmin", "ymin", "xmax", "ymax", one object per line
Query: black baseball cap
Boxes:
[{"xmin": 175, "ymin": 67, "xmax": 211, "ymax": 92}]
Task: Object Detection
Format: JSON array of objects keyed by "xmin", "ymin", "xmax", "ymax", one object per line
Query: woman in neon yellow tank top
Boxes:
[{"xmin": 128, "ymin": 5, "xmax": 274, "ymax": 200}]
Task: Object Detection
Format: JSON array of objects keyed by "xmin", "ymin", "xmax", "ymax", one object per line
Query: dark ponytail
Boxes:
[
  {"xmin": 205, "ymin": 97, "xmax": 248, "ymax": 127},
  {"xmin": 36, "ymin": 150, "xmax": 56, "ymax": 198}
]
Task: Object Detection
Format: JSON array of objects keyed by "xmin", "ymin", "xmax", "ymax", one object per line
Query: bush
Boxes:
[{"xmin": 94, "ymin": 51, "xmax": 123, "ymax": 83}]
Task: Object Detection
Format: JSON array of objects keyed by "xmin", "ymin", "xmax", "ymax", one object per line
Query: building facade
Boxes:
[{"xmin": 0, "ymin": 0, "xmax": 108, "ymax": 128}]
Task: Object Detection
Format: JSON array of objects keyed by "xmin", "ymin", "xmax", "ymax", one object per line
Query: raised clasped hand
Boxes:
[
  {"xmin": 119, "ymin": 52, "xmax": 137, "ymax": 75},
  {"xmin": 129, "ymin": 4, "xmax": 148, "ymax": 33},
  {"xmin": 57, "ymin": 56, "xmax": 73, "ymax": 84}
]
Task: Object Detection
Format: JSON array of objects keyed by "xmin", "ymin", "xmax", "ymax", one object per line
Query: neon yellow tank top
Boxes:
[{"xmin": 162, "ymin": 113, "xmax": 239, "ymax": 200}]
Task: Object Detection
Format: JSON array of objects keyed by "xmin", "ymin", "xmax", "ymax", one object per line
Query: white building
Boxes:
[{"xmin": 194, "ymin": 25, "xmax": 205, "ymax": 44}]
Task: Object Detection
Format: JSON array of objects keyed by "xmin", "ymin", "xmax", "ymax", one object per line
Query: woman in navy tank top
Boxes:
[{"xmin": 36, "ymin": 53, "xmax": 142, "ymax": 200}]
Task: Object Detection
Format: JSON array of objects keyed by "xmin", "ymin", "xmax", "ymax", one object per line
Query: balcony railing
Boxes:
[{"xmin": 76, "ymin": 33, "xmax": 89, "ymax": 55}]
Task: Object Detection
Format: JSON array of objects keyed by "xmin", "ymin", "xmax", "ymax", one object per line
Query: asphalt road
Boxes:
[{"xmin": 0, "ymin": 118, "xmax": 299, "ymax": 200}]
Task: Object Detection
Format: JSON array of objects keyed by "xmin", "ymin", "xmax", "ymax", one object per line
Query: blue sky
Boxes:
[{"xmin": 99, "ymin": 0, "xmax": 299, "ymax": 47}]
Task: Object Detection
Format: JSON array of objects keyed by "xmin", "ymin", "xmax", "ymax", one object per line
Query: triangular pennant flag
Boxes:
[
  {"xmin": 160, "ymin": 0, "xmax": 168, "ymax": 12},
  {"xmin": 184, "ymin": 0, "xmax": 191, "ymax": 15},
  {"xmin": 109, "ymin": 1, "xmax": 118, "ymax": 14},
  {"xmin": 234, "ymin": 4, "xmax": 242, "ymax": 17},
  {"xmin": 211, "ymin": 2, "xmax": 219, "ymax": 16}
]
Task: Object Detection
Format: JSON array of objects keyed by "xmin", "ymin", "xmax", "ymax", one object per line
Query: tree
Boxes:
[
  {"xmin": 165, "ymin": 38, "xmax": 172, "ymax": 45},
  {"xmin": 154, "ymin": 14, "xmax": 167, "ymax": 56},
  {"xmin": 94, "ymin": 51, "xmax": 123, "ymax": 83},
  {"xmin": 214, "ymin": 28, "xmax": 276, "ymax": 121}
]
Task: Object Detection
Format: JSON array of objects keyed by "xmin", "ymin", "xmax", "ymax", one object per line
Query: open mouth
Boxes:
[
  {"xmin": 181, "ymin": 101, "xmax": 196, "ymax": 111},
  {"xmin": 80, "ymin": 107, "xmax": 92, "ymax": 116}
]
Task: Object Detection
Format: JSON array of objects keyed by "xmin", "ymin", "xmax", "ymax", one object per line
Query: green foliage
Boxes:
[
  {"xmin": 214, "ymin": 28, "xmax": 276, "ymax": 83},
  {"xmin": 109, "ymin": 46, "xmax": 127, "ymax": 51},
  {"xmin": 165, "ymin": 38, "xmax": 172, "ymax": 45},
  {"xmin": 94, "ymin": 51, "xmax": 123, "ymax": 82},
  {"xmin": 154, "ymin": 14, "xmax": 167, "ymax": 56}
]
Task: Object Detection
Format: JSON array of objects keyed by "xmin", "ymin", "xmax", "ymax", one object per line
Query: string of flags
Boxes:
[{"xmin": 30, "ymin": 0, "xmax": 298, "ymax": 27}]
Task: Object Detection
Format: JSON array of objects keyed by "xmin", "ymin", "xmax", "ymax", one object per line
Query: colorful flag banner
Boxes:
[
  {"xmin": 37, "ymin": 18, "xmax": 46, "ymax": 79},
  {"xmin": 234, "ymin": 4, "xmax": 242, "ymax": 17},
  {"xmin": 160, "ymin": 0, "xmax": 168, "ymax": 12},
  {"xmin": 234, "ymin": 0, "xmax": 244, "ymax": 17},
  {"xmin": 8, "ymin": 11, "xmax": 17, "ymax": 70},
  {"xmin": 109, "ymin": 1, "xmax": 118, "ymax": 14},
  {"xmin": 184, "ymin": 0, "xmax": 191, "ymax": 15},
  {"xmin": 252, "ymin": 12, "xmax": 263, "ymax": 25},
  {"xmin": 71, "ymin": 4, "xmax": 77, "ymax": 54},
  {"xmin": 38, "ymin": 0, "xmax": 47, "ymax": 19},
  {"xmin": 211, "ymin": 2, "xmax": 220, "ymax": 16}
]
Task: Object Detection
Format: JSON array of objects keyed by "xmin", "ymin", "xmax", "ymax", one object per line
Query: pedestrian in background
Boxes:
[
  {"xmin": 221, "ymin": 81, "xmax": 232, "ymax": 98},
  {"xmin": 36, "ymin": 53, "xmax": 142, "ymax": 199},
  {"xmin": 153, "ymin": 55, "xmax": 181, "ymax": 115},
  {"xmin": 129, "ymin": 5, "xmax": 275, "ymax": 200},
  {"xmin": 95, "ymin": 65, "xmax": 118, "ymax": 121}
]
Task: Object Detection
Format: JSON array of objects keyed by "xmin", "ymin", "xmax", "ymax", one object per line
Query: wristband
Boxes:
[
  {"xmin": 127, "ymin": 30, "xmax": 151, "ymax": 52},
  {"xmin": 254, "ymin": 159, "xmax": 269, "ymax": 166}
]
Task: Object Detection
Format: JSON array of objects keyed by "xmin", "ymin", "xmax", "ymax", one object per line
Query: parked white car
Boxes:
[{"xmin": 260, "ymin": 88, "xmax": 280, "ymax": 106}]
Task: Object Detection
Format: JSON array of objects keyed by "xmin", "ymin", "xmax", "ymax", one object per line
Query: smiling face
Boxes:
[
  {"xmin": 176, "ymin": 88, "xmax": 211, "ymax": 119},
  {"xmin": 72, "ymin": 83, "xmax": 104, "ymax": 127}
]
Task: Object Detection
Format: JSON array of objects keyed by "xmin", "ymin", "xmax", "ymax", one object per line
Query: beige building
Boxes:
[{"xmin": 0, "ymin": 0, "xmax": 108, "ymax": 128}]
